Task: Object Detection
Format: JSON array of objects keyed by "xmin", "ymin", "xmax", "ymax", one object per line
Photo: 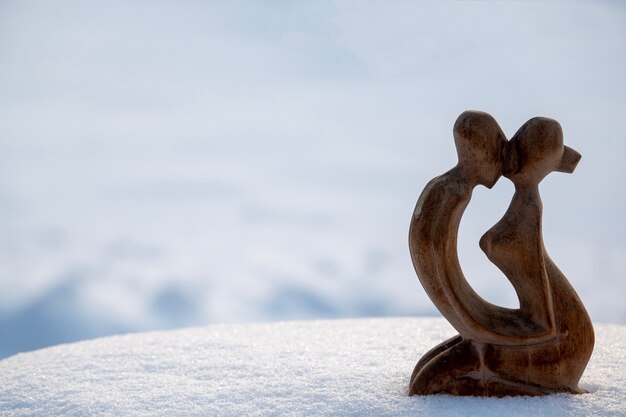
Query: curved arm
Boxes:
[
  {"xmin": 410, "ymin": 171, "xmax": 557, "ymax": 346},
  {"xmin": 436, "ymin": 194, "xmax": 555, "ymax": 345}
]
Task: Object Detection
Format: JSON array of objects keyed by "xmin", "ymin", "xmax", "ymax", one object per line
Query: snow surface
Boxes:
[{"xmin": 1, "ymin": 318, "xmax": 624, "ymax": 417}]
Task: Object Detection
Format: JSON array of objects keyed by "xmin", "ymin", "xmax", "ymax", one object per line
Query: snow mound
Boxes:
[{"xmin": 1, "ymin": 318, "xmax": 624, "ymax": 417}]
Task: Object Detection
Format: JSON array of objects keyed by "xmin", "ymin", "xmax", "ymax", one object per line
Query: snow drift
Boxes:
[{"xmin": 1, "ymin": 318, "xmax": 624, "ymax": 416}]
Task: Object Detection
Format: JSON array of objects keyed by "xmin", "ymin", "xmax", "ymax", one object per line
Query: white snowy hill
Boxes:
[{"xmin": 1, "ymin": 318, "xmax": 624, "ymax": 417}]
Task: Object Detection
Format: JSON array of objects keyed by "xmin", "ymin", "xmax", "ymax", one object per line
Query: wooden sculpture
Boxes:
[{"xmin": 408, "ymin": 111, "xmax": 594, "ymax": 396}]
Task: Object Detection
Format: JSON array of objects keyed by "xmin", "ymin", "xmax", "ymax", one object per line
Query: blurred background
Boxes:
[{"xmin": 1, "ymin": 1, "xmax": 625, "ymax": 359}]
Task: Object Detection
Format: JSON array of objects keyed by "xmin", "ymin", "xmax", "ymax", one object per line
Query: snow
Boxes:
[{"xmin": 1, "ymin": 318, "xmax": 625, "ymax": 417}]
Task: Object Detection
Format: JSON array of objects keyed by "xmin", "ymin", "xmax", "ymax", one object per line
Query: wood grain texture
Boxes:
[{"xmin": 408, "ymin": 111, "xmax": 594, "ymax": 397}]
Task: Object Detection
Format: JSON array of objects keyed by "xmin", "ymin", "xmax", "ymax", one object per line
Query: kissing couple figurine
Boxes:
[{"xmin": 408, "ymin": 111, "xmax": 594, "ymax": 397}]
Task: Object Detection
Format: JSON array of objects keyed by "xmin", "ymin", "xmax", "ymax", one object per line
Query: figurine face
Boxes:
[
  {"xmin": 453, "ymin": 111, "xmax": 506, "ymax": 188},
  {"xmin": 504, "ymin": 117, "xmax": 580, "ymax": 184}
]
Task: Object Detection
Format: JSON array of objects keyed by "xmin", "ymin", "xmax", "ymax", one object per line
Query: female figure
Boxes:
[{"xmin": 477, "ymin": 117, "xmax": 594, "ymax": 395}]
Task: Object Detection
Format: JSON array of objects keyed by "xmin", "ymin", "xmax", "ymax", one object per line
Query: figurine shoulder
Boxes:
[{"xmin": 416, "ymin": 173, "xmax": 466, "ymax": 208}]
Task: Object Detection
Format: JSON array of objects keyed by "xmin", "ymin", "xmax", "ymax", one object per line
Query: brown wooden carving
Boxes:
[{"xmin": 408, "ymin": 111, "xmax": 594, "ymax": 396}]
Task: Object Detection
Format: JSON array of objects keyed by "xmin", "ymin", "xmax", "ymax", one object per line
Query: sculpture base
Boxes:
[{"xmin": 409, "ymin": 335, "xmax": 588, "ymax": 397}]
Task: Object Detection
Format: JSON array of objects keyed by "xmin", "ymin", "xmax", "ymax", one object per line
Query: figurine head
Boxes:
[
  {"xmin": 503, "ymin": 117, "xmax": 581, "ymax": 185},
  {"xmin": 453, "ymin": 110, "xmax": 507, "ymax": 188}
]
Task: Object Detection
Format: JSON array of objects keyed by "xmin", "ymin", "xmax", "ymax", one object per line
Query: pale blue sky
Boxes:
[{"xmin": 0, "ymin": 1, "xmax": 625, "ymax": 357}]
